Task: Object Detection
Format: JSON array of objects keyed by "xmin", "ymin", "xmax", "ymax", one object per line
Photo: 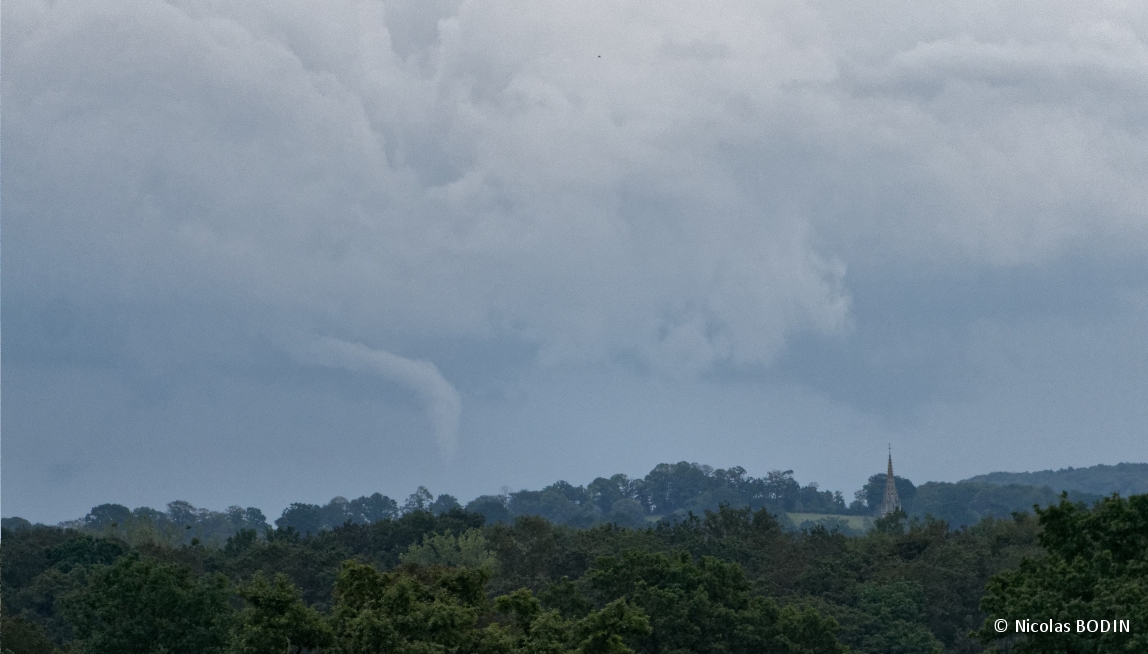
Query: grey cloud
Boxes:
[
  {"xmin": 6, "ymin": 0, "xmax": 1147, "ymax": 383},
  {"xmin": 4, "ymin": 0, "xmax": 861, "ymax": 374},
  {"xmin": 4, "ymin": 0, "xmax": 1148, "ymax": 520}
]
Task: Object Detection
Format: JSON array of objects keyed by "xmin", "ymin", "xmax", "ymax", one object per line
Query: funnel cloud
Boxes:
[{"xmin": 295, "ymin": 336, "xmax": 462, "ymax": 458}]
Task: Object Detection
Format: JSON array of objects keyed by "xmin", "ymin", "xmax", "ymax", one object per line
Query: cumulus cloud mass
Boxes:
[{"xmin": 4, "ymin": 0, "xmax": 1147, "ymax": 520}]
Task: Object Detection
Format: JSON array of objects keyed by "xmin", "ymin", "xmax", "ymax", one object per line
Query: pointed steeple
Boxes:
[{"xmin": 880, "ymin": 446, "xmax": 902, "ymax": 517}]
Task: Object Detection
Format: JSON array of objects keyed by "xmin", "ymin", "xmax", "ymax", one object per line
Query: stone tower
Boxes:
[{"xmin": 879, "ymin": 447, "xmax": 902, "ymax": 517}]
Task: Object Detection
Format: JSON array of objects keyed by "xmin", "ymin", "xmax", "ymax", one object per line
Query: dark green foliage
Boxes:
[
  {"xmin": 911, "ymin": 482, "xmax": 1102, "ymax": 528},
  {"xmin": 21, "ymin": 459, "xmax": 1134, "ymax": 543},
  {"xmin": 586, "ymin": 549, "xmax": 846, "ymax": 654},
  {"xmin": 274, "ymin": 493, "xmax": 399, "ymax": 535},
  {"xmin": 574, "ymin": 599, "xmax": 652, "ymax": 654},
  {"xmin": 341, "ymin": 508, "xmax": 488, "ymax": 571},
  {"xmin": 228, "ymin": 572, "xmax": 333, "ymax": 654},
  {"xmin": 640, "ymin": 462, "xmax": 729, "ymax": 514},
  {"xmin": 354, "ymin": 493, "xmax": 403, "ymax": 523},
  {"xmin": 456, "ymin": 463, "xmax": 846, "ymax": 528},
  {"xmin": 47, "ymin": 535, "xmax": 129, "ymax": 573},
  {"xmin": 487, "ymin": 516, "xmax": 576, "ymax": 594},
  {"xmin": 431, "ymin": 493, "xmax": 463, "ymax": 514},
  {"xmin": 510, "ymin": 482, "xmax": 602, "ymax": 528},
  {"xmin": 540, "ymin": 577, "xmax": 595, "ymax": 619},
  {"xmin": 1, "ymin": 501, "xmax": 1046, "ymax": 654},
  {"xmin": 467, "ymin": 495, "xmax": 514, "ymax": 524},
  {"xmin": 589, "ymin": 475, "xmax": 639, "ymax": 514},
  {"xmin": 1, "ymin": 517, "xmax": 34, "ymax": 531},
  {"xmin": 965, "ymin": 462, "xmax": 1148, "ymax": 497},
  {"xmin": 274, "ymin": 504, "xmax": 325, "ymax": 536},
  {"xmin": 796, "ymin": 485, "xmax": 849, "ymax": 515},
  {"xmin": 634, "ymin": 463, "xmax": 840, "ymax": 516},
  {"xmin": 0, "ymin": 615, "xmax": 59, "ymax": 654},
  {"xmin": 1, "ymin": 526, "xmax": 81, "ymax": 591},
  {"xmin": 63, "ymin": 501, "xmax": 270, "ymax": 547},
  {"xmin": 874, "ymin": 509, "xmax": 909, "ymax": 535},
  {"xmin": 7, "ymin": 465, "xmax": 1143, "ymax": 654},
  {"xmin": 857, "ymin": 474, "xmax": 918, "ymax": 514},
  {"xmin": 978, "ymin": 493, "xmax": 1148, "ymax": 653},
  {"xmin": 202, "ymin": 507, "xmax": 486, "ymax": 608},
  {"xmin": 60, "ymin": 556, "xmax": 233, "ymax": 654},
  {"xmin": 329, "ymin": 561, "xmax": 491, "ymax": 652},
  {"xmin": 479, "ymin": 505, "xmax": 1012, "ymax": 653},
  {"xmin": 604, "ymin": 500, "xmax": 648, "ymax": 529},
  {"xmin": 832, "ymin": 581, "xmax": 944, "ymax": 654},
  {"xmin": 0, "ymin": 527, "xmax": 114, "ymax": 644},
  {"xmin": 331, "ymin": 561, "xmax": 651, "ymax": 654},
  {"xmin": 587, "ymin": 475, "xmax": 652, "ymax": 527},
  {"xmin": 498, "ymin": 588, "xmax": 649, "ymax": 654},
  {"xmin": 81, "ymin": 504, "xmax": 132, "ymax": 530}
]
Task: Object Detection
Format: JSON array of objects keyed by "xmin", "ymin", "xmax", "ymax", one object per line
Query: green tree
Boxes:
[
  {"xmin": 431, "ymin": 494, "xmax": 463, "ymax": 515},
  {"xmin": 330, "ymin": 560, "xmax": 651, "ymax": 654},
  {"xmin": 403, "ymin": 487, "xmax": 435, "ymax": 514},
  {"xmin": 873, "ymin": 508, "xmax": 908, "ymax": 535},
  {"xmin": 978, "ymin": 493, "xmax": 1148, "ymax": 653},
  {"xmin": 0, "ymin": 615, "xmax": 60, "ymax": 654},
  {"xmin": 60, "ymin": 556, "xmax": 233, "ymax": 654},
  {"xmin": 400, "ymin": 529, "xmax": 496, "ymax": 570},
  {"xmin": 509, "ymin": 483, "xmax": 601, "ymax": 529},
  {"xmin": 638, "ymin": 463, "xmax": 720, "ymax": 515},
  {"xmin": 466, "ymin": 495, "xmax": 514, "ymax": 525},
  {"xmin": 228, "ymin": 572, "xmax": 333, "ymax": 654},
  {"xmin": 495, "ymin": 589, "xmax": 650, "ymax": 654},
  {"xmin": 839, "ymin": 582, "xmax": 944, "ymax": 654},
  {"xmin": 329, "ymin": 561, "xmax": 490, "ymax": 653},
  {"xmin": 587, "ymin": 549, "xmax": 846, "ymax": 654},
  {"xmin": 588, "ymin": 475, "xmax": 636, "ymax": 515},
  {"xmin": 762, "ymin": 470, "xmax": 802, "ymax": 511},
  {"xmin": 574, "ymin": 599, "xmax": 650, "ymax": 654},
  {"xmin": 858, "ymin": 475, "xmax": 917, "ymax": 515}
]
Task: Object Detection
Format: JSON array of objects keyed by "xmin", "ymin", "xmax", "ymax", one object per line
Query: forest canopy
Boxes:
[{"xmin": 4, "ymin": 492, "xmax": 1146, "ymax": 653}]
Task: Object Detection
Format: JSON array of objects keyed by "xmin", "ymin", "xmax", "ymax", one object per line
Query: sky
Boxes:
[{"xmin": 3, "ymin": 0, "xmax": 1147, "ymax": 524}]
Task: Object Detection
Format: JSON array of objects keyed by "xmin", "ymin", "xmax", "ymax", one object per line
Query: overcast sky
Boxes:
[{"xmin": 4, "ymin": 0, "xmax": 1147, "ymax": 523}]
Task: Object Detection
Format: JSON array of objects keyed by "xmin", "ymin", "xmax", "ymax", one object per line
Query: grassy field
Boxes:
[{"xmin": 786, "ymin": 513, "xmax": 873, "ymax": 532}]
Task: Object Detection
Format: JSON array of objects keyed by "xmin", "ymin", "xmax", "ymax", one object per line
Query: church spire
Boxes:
[{"xmin": 880, "ymin": 446, "xmax": 902, "ymax": 517}]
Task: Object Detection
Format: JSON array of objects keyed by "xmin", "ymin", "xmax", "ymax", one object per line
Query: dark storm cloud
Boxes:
[{"xmin": 3, "ymin": 0, "xmax": 1147, "ymax": 521}]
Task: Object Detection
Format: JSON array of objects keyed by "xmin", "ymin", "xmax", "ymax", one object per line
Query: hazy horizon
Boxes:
[
  {"xmin": 10, "ymin": 458, "xmax": 1148, "ymax": 527},
  {"xmin": 4, "ymin": 0, "xmax": 1147, "ymax": 524}
]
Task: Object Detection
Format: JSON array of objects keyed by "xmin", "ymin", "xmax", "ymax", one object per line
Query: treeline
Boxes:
[
  {"xmin": 458, "ymin": 463, "xmax": 848, "ymax": 530},
  {"xmin": 6, "ymin": 461, "xmax": 1126, "ymax": 546},
  {"xmin": 852, "ymin": 474, "xmax": 1103, "ymax": 529},
  {"xmin": 4, "ymin": 494, "xmax": 1145, "ymax": 653},
  {"xmin": 11, "ymin": 463, "xmax": 847, "ymax": 543},
  {"xmin": 963, "ymin": 462, "xmax": 1148, "ymax": 497},
  {"xmin": 4, "ymin": 502, "xmax": 271, "ymax": 549},
  {"xmin": 907, "ymin": 481, "xmax": 1100, "ymax": 528},
  {"xmin": 218, "ymin": 462, "xmax": 1121, "ymax": 533}
]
